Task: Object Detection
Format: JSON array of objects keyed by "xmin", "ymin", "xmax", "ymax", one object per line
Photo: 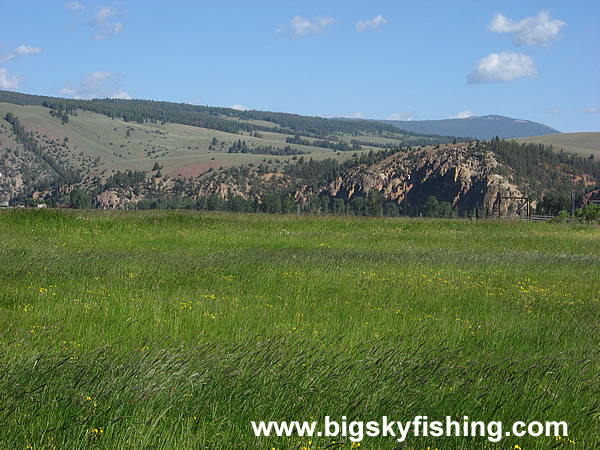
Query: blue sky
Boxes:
[{"xmin": 1, "ymin": 1, "xmax": 598, "ymax": 132}]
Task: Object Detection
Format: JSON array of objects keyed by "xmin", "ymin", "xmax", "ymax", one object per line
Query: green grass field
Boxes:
[
  {"xmin": 516, "ymin": 132, "xmax": 600, "ymax": 159},
  {"xmin": 1, "ymin": 210, "xmax": 599, "ymax": 448}
]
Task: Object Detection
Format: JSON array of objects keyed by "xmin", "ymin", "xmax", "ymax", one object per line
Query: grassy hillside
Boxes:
[
  {"xmin": 2, "ymin": 91, "xmax": 598, "ymax": 212},
  {"xmin": 1, "ymin": 96, "xmax": 465, "ymax": 185},
  {"xmin": 0, "ymin": 102, "xmax": 367, "ymax": 179},
  {"xmin": 0, "ymin": 94, "xmax": 477, "ymax": 204},
  {"xmin": 0, "ymin": 209, "xmax": 598, "ymax": 448},
  {"xmin": 0, "ymin": 110, "xmax": 58, "ymax": 199},
  {"xmin": 0, "ymin": 90, "xmax": 460, "ymax": 141},
  {"xmin": 515, "ymin": 132, "xmax": 600, "ymax": 159}
]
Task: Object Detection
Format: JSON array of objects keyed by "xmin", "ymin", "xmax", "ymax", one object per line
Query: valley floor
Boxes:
[{"xmin": 1, "ymin": 210, "xmax": 599, "ymax": 448}]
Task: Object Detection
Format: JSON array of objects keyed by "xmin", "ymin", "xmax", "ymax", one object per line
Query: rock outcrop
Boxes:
[
  {"xmin": 583, "ymin": 189, "xmax": 600, "ymax": 206},
  {"xmin": 320, "ymin": 145, "xmax": 524, "ymax": 213},
  {"xmin": 28, "ymin": 144, "xmax": 534, "ymax": 213}
]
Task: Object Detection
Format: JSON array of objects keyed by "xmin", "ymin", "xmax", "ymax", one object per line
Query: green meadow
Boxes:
[
  {"xmin": 516, "ymin": 132, "xmax": 600, "ymax": 159},
  {"xmin": 1, "ymin": 210, "xmax": 599, "ymax": 448},
  {"xmin": 0, "ymin": 102, "xmax": 375, "ymax": 179}
]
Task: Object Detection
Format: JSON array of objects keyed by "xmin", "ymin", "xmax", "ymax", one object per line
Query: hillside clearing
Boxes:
[{"xmin": 516, "ymin": 132, "xmax": 600, "ymax": 159}]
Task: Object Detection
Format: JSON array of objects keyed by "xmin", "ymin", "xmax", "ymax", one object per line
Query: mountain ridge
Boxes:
[
  {"xmin": 1, "ymin": 90, "xmax": 559, "ymax": 140},
  {"xmin": 378, "ymin": 114, "xmax": 560, "ymax": 140}
]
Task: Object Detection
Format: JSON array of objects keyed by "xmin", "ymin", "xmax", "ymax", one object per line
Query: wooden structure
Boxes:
[{"xmin": 476, "ymin": 193, "xmax": 531, "ymax": 220}]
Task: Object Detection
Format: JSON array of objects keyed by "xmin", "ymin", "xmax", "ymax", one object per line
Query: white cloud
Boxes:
[
  {"xmin": 0, "ymin": 68, "xmax": 20, "ymax": 90},
  {"xmin": 89, "ymin": 7, "xmax": 122, "ymax": 39},
  {"xmin": 231, "ymin": 104, "xmax": 250, "ymax": 111},
  {"xmin": 356, "ymin": 15, "xmax": 387, "ymax": 32},
  {"xmin": 387, "ymin": 112, "xmax": 415, "ymax": 121},
  {"xmin": 110, "ymin": 89, "xmax": 131, "ymax": 100},
  {"xmin": 91, "ymin": 7, "xmax": 117, "ymax": 25},
  {"xmin": 0, "ymin": 55, "xmax": 16, "ymax": 64},
  {"xmin": 489, "ymin": 10, "xmax": 566, "ymax": 47},
  {"xmin": 583, "ymin": 107, "xmax": 599, "ymax": 114},
  {"xmin": 59, "ymin": 71, "xmax": 130, "ymax": 99},
  {"xmin": 66, "ymin": 2, "xmax": 84, "ymax": 11},
  {"xmin": 339, "ymin": 112, "xmax": 365, "ymax": 119},
  {"xmin": 449, "ymin": 110, "xmax": 475, "ymax": 119},
  {"xmin": 95, "ymin": 22, "xmax": 123, "ymax": 40},
  {"xmin": 15, "ymin": 45, "xmax": 42, "ymax": 57},
  {"xmin": 0, "ymin": 44, "xmax": 42, "ymax": 64},
  {"xmin": 0, "ymin": 45, "xmax": 40, "ymax": 90},
  {"xmin": 289, "ymin": 16, "xmax": 335, "ymax": 37},
  {"xmin": 468, "ymin": 52, "xmax": 537, "ymax": 84}
]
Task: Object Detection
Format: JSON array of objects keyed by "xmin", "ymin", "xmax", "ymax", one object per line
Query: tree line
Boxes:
[
  {"xmin": 4, "ymin": 112, "xmax": 80, "ymax": 184},
  {"xmin": 0, "ymin": 90, "xmax": 457, "ymax": 144},
  {"xmin": 227, "ymin": 140, "xmax": 307, "ymax": 156},
  {"xmin": 487, "ymin": 137, "xmax": 600, "ymax": 200},
  {"xmin": 286, "ymin": 134, "xmax": 360, "ymax": 151}
]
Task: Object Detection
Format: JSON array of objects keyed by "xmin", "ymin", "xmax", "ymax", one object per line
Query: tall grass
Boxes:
[{"xmin": 1, "ymin": 209, "xmax": 599, "ymax": 448}]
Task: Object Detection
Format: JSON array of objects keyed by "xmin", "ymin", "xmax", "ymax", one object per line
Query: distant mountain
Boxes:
[{"xmin": 382, "ymin": 115, "xmax": 560, "ymax": 140}]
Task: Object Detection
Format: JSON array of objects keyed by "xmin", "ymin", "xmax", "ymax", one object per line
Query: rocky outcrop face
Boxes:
[
  {"xmin": 195, "ymin": 180, "xmax": 243, "ymax": 200},
  {"xmin": 0, "ymin": 172, "xmax": 24, "ymax": 203},
  {"xmin": 94, "ymin": 190, "xmax": 123, "ymax": 209},
  {"xmin": 37, "ymin": 144, "xmax": 528, "ymax": 213},
  {"xmin": 94, "ymin": 189, "xmax": 142, "ymax": 210},
  {"xmin": 583, "ymin": 189, "xmax": 600, "ymax": 206},
  {"xmin": 321, "ymin": 145, "xmax": 524, "ymax": 213},
  {"xmin": 174, "ymin": 144, "xmax": 526, "ymax": 214}
]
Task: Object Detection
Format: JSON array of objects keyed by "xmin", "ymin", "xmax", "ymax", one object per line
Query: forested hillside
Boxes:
[
  {"xmin": 1, "ymin": 91, "xmax": 598, "ymax": 217},
  {"xmin": 0, "ymin": 91, "xmax": 464, "ymax": 204},
  {"xmin": 0, "ymin": 90, "xmax": 455, "ymax": 141}
]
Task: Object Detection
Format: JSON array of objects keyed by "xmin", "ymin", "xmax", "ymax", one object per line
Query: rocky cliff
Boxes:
[
  {"xmin": 40, "ymin": 144, "xmax": 542, "ymax": 214},
  {"xmin": 319, "ymin": 145, "xmax": 524, "ymax": 213},
  {"xmin": 87, "ymin": 144, "xmax": 528, "ymax": 213}
]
